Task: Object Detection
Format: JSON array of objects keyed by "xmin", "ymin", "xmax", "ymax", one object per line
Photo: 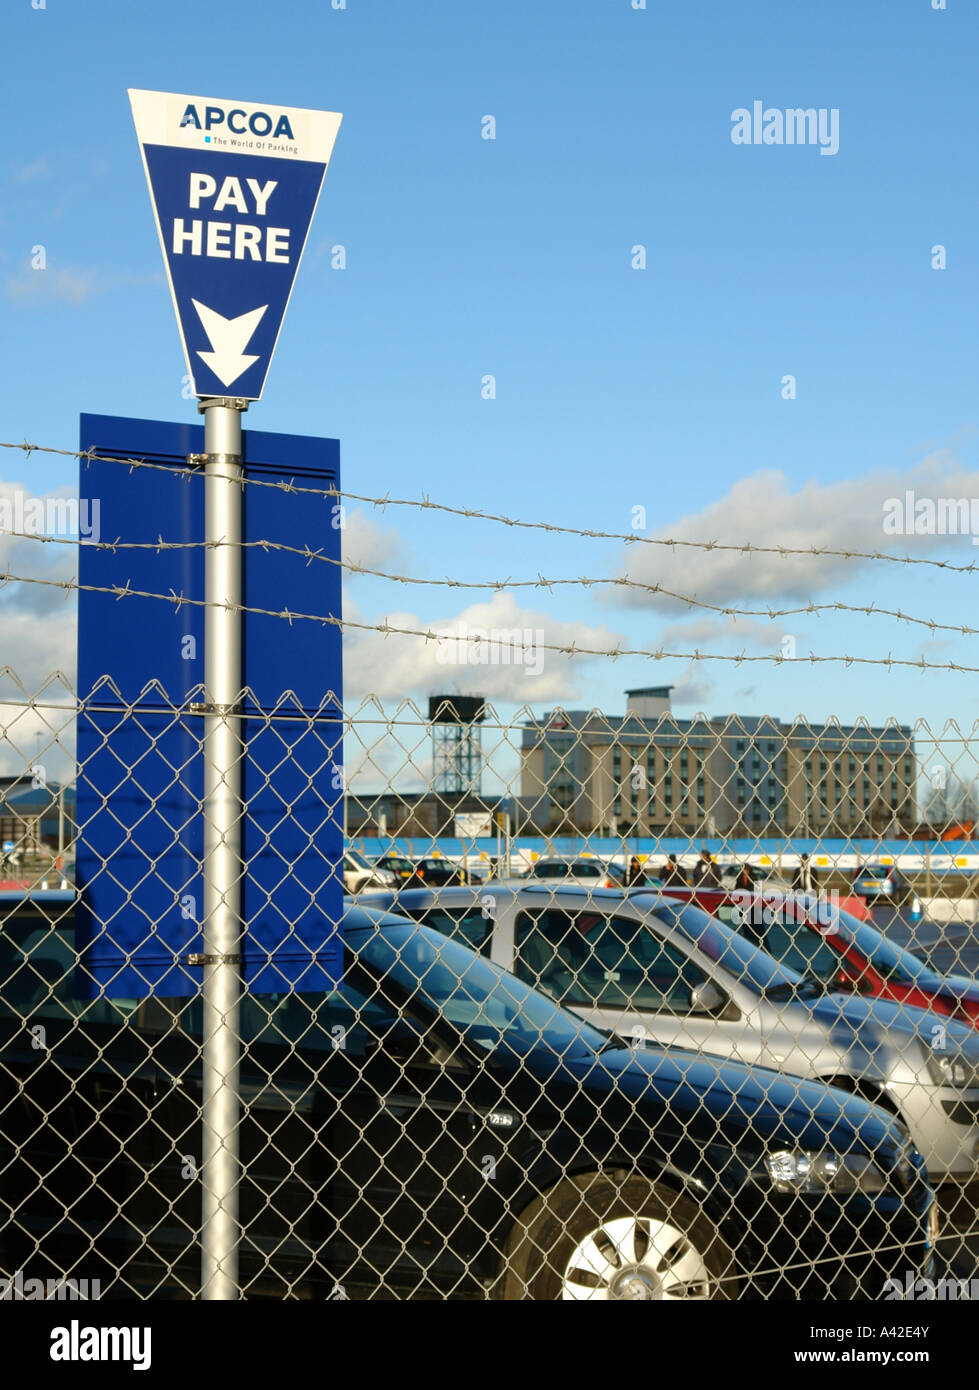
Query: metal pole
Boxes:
[
  {"xmin": 57, "ymin": 784, "xmax": 66, "ymax": 887},
  {"xmin": 199, "ymin": 396, "xmax": 246, "ymax": 1300}
]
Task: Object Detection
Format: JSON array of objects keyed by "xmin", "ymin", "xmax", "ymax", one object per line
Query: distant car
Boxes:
[
  {"xmin": 374, "ymin": 853, "xmax": 467, "ymax": 887},
  {"xmin": 662, "ymin": 886, "xmax": 979, "ymax": 1031},
  {"xmin": 344, "ymin": 849, "xmax": 396, "ymax": 894},
  {"xmin": 522, "ymin": 856, "xmax": 660, "ymax": 889},
  {"xmin": 853, "ymin": 863, "xmax": 912, "ymax": 906},
  {"xmin": 359, "ymin": 882, "xmax": 979, "ymax": 1181}
]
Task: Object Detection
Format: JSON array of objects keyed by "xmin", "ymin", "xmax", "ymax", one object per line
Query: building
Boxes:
[
  {"xmin": 520, "ymin": 688, "xmax": 915, "ymax": 838},
  {"xmin": 346, "ymin": 790, "xmax": 524, "ymax": 841},
  {"xmin": 0, "ymin": 776, "xmax": 75, "ymax": 854}
]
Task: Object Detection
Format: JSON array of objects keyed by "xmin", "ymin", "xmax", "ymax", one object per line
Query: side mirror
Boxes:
[{"xmin": 689, "ymin": 979, "xmax": 737, "ymax": 1019}]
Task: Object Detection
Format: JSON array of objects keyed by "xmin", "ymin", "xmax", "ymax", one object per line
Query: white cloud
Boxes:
[
  {"xmin": 668, "ymin": 662, "xmax": 717, "ymax": 711},
  {"xmin": 6, "ymin": 265, "xmax": 163, "ymax": 306},
  {"xmin": 0, "ymin": 482, "xmax": 80, "ymax": 697},
  {"xmin": 0, "ymin": 609, "xmax": 75, "ymax": 693},
  {"xmin": 14, "ymin": 158, "xmax": 50, "ymax": 182},
  {"xmin": 659, "ymin": 613, "xmax": 787, "ymax": 652},
  {"xmin": 343, "ymin": 590, "xmax": 621, "ymax": 704},
  {"xmin": 342, "ymin": 509, "xmax": 404, "ymax": 575},
  {"xmin": 613, "ymin": 453, "xmax": 979, "ymax": 611}
]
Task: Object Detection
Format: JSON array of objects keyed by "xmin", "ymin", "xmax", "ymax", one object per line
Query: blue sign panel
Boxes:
[
  {"xmin": 130, "ymin": 90, "xmax": 341, "ymax": 400},
  {"xmin": 75, "ymin": 414, "xmax": 343, "ymax": 998},
  {"xmin": 77, "ymin": 413, "xmax": 342, "ymax": 711}
]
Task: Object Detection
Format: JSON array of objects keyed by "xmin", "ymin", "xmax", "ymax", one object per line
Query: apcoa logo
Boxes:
[{"xmin": 179, "ymin": 104, "xmax": 295, "ymax": 140}]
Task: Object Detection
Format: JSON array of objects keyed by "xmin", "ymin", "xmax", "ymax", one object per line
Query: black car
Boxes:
[
  {"xmin": 374, "ymin": 853, "xmax": 467, "ymax": 887},
  {"xmin": 0, "ymin": 900, "xmax": 934, "ymax": 1299}
]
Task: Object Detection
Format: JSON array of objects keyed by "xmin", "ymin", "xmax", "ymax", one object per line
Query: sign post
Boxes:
[
  {"xmin": 129, "ymin": 89, "xmax": 342, "ymax": 1299},
  {"xmin": 199, "ymin": 394, "xmax": 245, "ymax": 1301}
]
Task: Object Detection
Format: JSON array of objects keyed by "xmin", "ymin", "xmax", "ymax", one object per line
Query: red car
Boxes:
[{"xmin": 657, "ymin": 885, "xmax": 979, "ymax": 1028}]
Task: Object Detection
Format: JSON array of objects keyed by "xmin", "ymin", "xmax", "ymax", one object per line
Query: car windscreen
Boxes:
[
  {"xmin": 393, "ymin": 901, "xmax": 493, "ymax": 953},
  {"xmin": 829, "ymin": 908, "xmax": 930, "ymax": 985},
  {"xmin": 533, "ymin": 861, "xmax": 602, "ymax": 878},
  {"xmin": 351, "ymin": 921, "xmax": 607, "ymax": 1059},
  {"xmin": 643, "ymin": 898, "xmax": 804, "ymax": 996}
]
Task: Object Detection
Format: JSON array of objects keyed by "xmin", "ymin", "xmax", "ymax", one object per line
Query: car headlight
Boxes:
[
  {"xmin": 924, "ymin": 1053, "xmax": 971, "ymax": 1088},
  {"xmin": 765, "ymin": 1150, "xmax": 889, "ymax": 1195}
]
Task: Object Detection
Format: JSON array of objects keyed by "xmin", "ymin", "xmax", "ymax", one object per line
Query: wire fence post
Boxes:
[{"xmin": 200, "ymin": 395, "xmax": 247, "ymax": 1300}]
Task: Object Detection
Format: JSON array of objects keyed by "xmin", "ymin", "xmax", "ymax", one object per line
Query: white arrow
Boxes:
[{"xmin": 192, "ymin": 299, "xmax": 268, "ymax": 387}]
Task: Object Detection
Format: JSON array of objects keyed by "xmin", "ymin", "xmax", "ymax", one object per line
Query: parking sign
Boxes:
[{"xmin": 129, "ymin": 89, "xmax": 341, "ymax": 400}]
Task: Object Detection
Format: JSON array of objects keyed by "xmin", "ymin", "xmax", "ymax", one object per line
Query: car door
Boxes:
[
  {"xmin": 511, "ymin": 905, "xmax": 769, "ymax": 1068},
  {"xmin": 311, "ymin": 973, "xmax": 513, "ymax": 1298}
]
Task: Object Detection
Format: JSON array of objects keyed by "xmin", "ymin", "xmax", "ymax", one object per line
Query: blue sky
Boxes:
[{"xmin": 3, "ymin": 0, "xmax": 979, "ymax": 767}]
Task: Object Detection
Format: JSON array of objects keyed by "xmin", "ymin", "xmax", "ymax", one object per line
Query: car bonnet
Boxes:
[
  {"xmin": 803, "ymin": 987, "xmax": 979, "ymax": 1063},
  {"xmin": 572, "ymin": 1042, "xmax": 904, "ymax": 1157}
]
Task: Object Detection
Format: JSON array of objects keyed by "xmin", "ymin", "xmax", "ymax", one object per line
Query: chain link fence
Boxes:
[{"xmin": 3, "ymin": 682, "xmax": 979, "ymax": 1299}]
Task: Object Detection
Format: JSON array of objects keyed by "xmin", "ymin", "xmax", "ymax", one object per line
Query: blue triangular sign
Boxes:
[{"xmin": 130, "ymin": 89, "xmax": 341, "ymax": 400}]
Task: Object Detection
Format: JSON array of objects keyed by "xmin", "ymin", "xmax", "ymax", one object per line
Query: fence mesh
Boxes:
[{"xmin": 3, "ymin": 682, "xmax": 979, "ymax": 1299}]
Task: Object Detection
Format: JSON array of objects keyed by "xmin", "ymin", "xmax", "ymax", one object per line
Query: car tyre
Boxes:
[{"xmin": 496, "ymin": 1172, "xmax": 737, "ymax": 1300}]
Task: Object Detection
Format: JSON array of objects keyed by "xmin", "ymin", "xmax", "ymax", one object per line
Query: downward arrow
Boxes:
[{"xmin": 193, "ymin": 299, "xmax": 268, "ymax": 387}]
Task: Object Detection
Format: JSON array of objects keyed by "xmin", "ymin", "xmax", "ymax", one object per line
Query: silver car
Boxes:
[
  {"xmin": 343, "ymin": 849, "xmax": 396, "ymax": 894},
  {"xmin": 359, "ymin": 882, "xmax": 979, "ymax": 1182},
  {"xmin": 519, "ymin": 855, "xmax": 628, "ymax": 887}
]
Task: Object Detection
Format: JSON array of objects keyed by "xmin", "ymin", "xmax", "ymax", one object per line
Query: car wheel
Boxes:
[{"xmin": 496, "ymin": 1173, "xmax": 737, "ymax": 1300}]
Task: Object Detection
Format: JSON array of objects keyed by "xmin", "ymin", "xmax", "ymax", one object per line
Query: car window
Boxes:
[
  {"xmin": 514, "ymin": 909, "xmax": 708, "ymax": 1014},
  {"xmin": 396, "ymin": 904, "xmax": 492, "ymax": 953},
  {"xmin": 354, "ymin": 922, "xmax": 607, "ymax": 1059},
  {"xmin": 2, "ymin": 920, "xmax": 401, "ymax": 1055},
  {"xmin": 140, "ymin": 978, "xmax": 401, "ymax": 1056},
  {"xmin": 0, "ymin": 922, "xmax": 141, "ymax": 1025},
  {"xmin": 649, "ymin": 900, "xmax": 803, "ymax": 996},
  {"xmin": 759, "ymin": 918, "xmax": 840, "ymax": 982}
]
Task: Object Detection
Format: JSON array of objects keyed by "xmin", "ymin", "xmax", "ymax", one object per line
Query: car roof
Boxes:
[
  {"xmin": 352, "ymin": 882, "xmax": 634, "ymax": 915},
  {"xmin": 531, "ymin": 855, "xmax": 610, "ymax": 864},
  {"xmin": 342, "ymin": 902, "xmax": 422, "ymax": 936}
]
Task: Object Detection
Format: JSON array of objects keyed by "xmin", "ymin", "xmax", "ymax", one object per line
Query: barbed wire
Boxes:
[
  {"xmin": 1, "ymin": 560, "xmax": 977, "ymax": 674},
  {"xmin": 5, "ymin": 437, "xmax": 979, "ymax": 574},
  {"xmin": 3, "ymin": 521, "xmax": 978, "ymax": 641}
]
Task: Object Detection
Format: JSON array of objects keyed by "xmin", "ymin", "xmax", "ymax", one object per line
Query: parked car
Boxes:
[
  {"xmin": 361, "ymin": 883, "xmax": 979, "ymax": 1181},
  {"xmin": 521, "ymin": 856, "xmax": 661, "ymax": 889},
  {"xmin": 343, "ymin": 848, "xmax": 396, "ymax": 893},
  {"xmin": 0, "ymin": 898, "xmax": 935, "ymax": 1299},
  {"xmin": 853, "ymin": 863, "xmax": 913, "ymax": 906},
  {"xmin": 373, "ymin": 853, "xmax": 467, "ymax": 887},
  {"xmin": 660, "ymin": 886, "xmax": 979, "ymax": 1030}
]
